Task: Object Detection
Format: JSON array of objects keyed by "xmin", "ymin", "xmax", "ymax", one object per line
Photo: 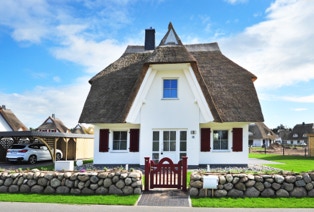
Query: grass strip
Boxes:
[
  {"xmin": 191, "ymin": 197, "xmax": 314, "ymax": 208},
  {"xmin": 0, "ymin": 193, "xmax": 140, "ymax": 205}
]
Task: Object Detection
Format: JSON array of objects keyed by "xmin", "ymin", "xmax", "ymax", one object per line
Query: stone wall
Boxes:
[
  {"xmin": 190, "ymin": 171, "xmax": 314, "ymax": 198},
  {"xmin": 0, "ymin": 169, "xmax": 142, "ymax": 195}
]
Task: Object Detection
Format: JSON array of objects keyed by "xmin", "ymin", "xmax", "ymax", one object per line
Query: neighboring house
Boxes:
[
  {"xmin": 35, "ymin": 115, "xmax": 94, "ymax": 160},
  {"xmin": 79, "ymin": 23, "xmax": 264, "ymax": 168},
  {"xmin": 277, "ymin": 129, "xmax": 291, "ymax": 145},
  {"xmin": 249, "ymin": 122, "xmax": 277, "ymax": 147},
  {"xmin": 71, "ymin": 123, "xmax": 94, "ymax": 135},
  {"xmin": 0, "ymin": 105, "xmax": 28, "ymax": 162},
  {"xmin": 0, "ymin": 105, "xmax": 28, "ymax": 131},
  {"xmin": 286, "ymin": 123, "xmax": 314, "ymax": 145},
  {"xmin": 35, "ymin": 114, "xmax": 70, "ymax": 133}
]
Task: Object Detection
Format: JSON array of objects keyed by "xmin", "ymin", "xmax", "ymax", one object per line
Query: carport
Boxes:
[{"xmin": 0, "ymin": 131, "xmax": 93, "ymax": 162}]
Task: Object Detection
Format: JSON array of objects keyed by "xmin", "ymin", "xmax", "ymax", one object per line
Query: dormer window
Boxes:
[
  {"xmin": 293, "ymin": 133, "xmax": 298, "ymax": 138},
  {"xmin": 303, "ymin": 134, "xmax": 307, "ymax": 137},
  {"xmin": 163, "ymin": 79, "xmax": 178, "ymax": 99}
]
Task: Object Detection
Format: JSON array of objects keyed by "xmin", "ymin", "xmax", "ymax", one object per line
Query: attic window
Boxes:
[
  {"xmin": 164, "ymin": 29, "xmax": 178, "ymax": 45},
  {"xmin": 163, "ymin": 79, "xmax": 178, "ymax": 99}
]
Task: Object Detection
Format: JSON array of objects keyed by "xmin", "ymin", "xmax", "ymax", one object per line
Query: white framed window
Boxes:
[
  {"xmin": 112, "ymin": 131, "xmax": 127, "ymax": 151},
  {"xmin": 213, "ymin": 130, "xmax": 229, "ymax": 150},
  {"xmin": 163, "ymin": 79, "xmax": 178, "ymax": 99}
]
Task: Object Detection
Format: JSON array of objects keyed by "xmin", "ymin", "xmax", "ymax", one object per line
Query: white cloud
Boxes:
[
  {"xmin": 219, "ymin": 0, "xmax": 314, "ymax": 90},
  {"xmin": 292, "ymin": 108, "xmax": 308, "ymax": 112},
  {"xmin": 282, "ymin": 95, "xmax": 314, "ymax": 103},
  {"xmin": 51, "ymin": 31, "xmax": 127, "ymax": 74},
  {"xmin": 0, "ymin": 77, "xmax": 91, "ymax": 128}
]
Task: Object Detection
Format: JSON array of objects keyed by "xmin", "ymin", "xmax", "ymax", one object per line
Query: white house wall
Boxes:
[
  {"xmin": 138, "ymin": 64, "xmax": 202, "ymax": 166},
  {"xmin": 0, "ymin": 115, "xmax": 12, "ymax": 131},
  {"xmin": 199, "ymin": 122, "xmax": 249, "ymax": 166},
  {"xmin": 93, "ymin": 124, "xmax": 140, "ymax": 165}
]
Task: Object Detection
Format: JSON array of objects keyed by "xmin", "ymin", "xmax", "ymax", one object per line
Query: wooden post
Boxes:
[
  {"xmin": 144, "ymin": 157, "xmax": 150, "ymax": 191},
  {"xmin": 182, "ymin": 156, "xmax": 188, "ymax": 191}
]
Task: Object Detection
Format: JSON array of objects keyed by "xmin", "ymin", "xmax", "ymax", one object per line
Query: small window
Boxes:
[
  {"xmin": 293, "ymin": 133, "xmax": 298, "ymax": 138},
  {"xmin": 163, "ymin": 79, "xmax": 177, "ymax": 98},
  {"xmin": 213, "ymin": 130, "xmax": 228, "ymax": 150},
  {"xmin": 113, "ymin": 131, "xmax": 127, "ymax": 150}
]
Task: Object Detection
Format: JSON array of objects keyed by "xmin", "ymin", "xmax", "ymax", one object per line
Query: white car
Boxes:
[{"xmin": 6, "ymin": 144, "xmax": 63, "ymax": 164}]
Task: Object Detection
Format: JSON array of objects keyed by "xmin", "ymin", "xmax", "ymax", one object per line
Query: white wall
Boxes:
[
  {"xmin": 199, "ymin": 122, "xmax": 249, "ymax": 165},
  {"xmin": 138, "ymin": 65, "xmax": 202, "ymax": 166},
  {"xmin": 0, "ymin": 115, "xmax": 12, "ymax": 131},
  {"xmin": 93, "ymin": 124, "xmax": 140, "ymax": 165}
]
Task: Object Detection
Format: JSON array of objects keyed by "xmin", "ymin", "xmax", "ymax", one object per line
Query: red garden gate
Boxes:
[{"xmin": 144, "ymin": 156, "xmax": 187, "ymax": 191}]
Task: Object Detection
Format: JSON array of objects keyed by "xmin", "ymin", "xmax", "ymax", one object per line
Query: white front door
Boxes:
[{"xmin": 152, "ymin": 130, "xmax": 187, "ymax": 163}]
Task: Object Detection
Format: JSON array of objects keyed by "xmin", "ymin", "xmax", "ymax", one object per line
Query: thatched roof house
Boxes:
[
  {"xmin": 0, "ymin": 105, "xmax": 28, "ymax": 131},
  {"xmin": 79, "ymin": 23, "xmax": 264, "ymax": 167},
  {"xmin": 287, "ymin": 122, "xmax": 314, "ymax": 144},
  {"xmin": 35, "ymin": 114, "xmax": 69, "ymax": 133},
  {"xmin": 79, "ymin": 23, "xmax": 263, "ymax": 124}
]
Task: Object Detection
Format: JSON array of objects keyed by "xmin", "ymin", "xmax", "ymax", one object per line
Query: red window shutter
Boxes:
[
  {"xmin": 99, "ymin": 129, "xmax": 109, "ymax": 152},
  {"xmin": 232, "ymin": 128, "xmax": 243, "ymax": 152},
  {"xmin": 201, "ymin": 128, "xmax": 211, "ymax": 152},
  {"xmin": 130, "ymin": 129, "xmax": 140, "ymax": 152}
]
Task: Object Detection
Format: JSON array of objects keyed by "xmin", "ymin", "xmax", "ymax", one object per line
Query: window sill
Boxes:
[
  {"xmin": 212, "ymin": 150, "xmax": 230, "ymax": 152},
  {"xmin": 161, "ymin": 98, "xmax": 179, "ymax": 100},
  {"xmin": 110, "ymin": 150, "xmax": 128, "ymax": 153}
]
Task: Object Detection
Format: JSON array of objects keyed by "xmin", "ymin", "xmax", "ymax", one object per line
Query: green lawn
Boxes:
[
  {"xmin": 249, "ymin": 153, "xmax": 314, "ymax": 173},
  {"xmin": 192, "ymin": 197, "xmax": 314, "ymax": 208},
  {"xmin": 0, "ymin": 193, "xmax": 139, "ymax": 205}
]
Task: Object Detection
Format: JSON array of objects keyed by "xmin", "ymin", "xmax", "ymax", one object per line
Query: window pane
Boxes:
[
  {"xmin": 180, "ymin": 142, "xmax": 186, "ymax": 151},
  {"xmin": 163, "ymin": 141, "xmax": 169, "ymax": 151},
  {"xmin": 170, "ymin": 131, "xmax": 176, "ymax": 140},
  {"xmin": 120, "ymin": 132, "xmax": 127, "ymax": 140},
  {"xmin": 163, "ymin": 131, "xmax": 169, "ymax": 140},
  {"xmin": 180, "ymin": 131, "xmax": 187, "ymax": 141},
  {"xmin": 163, "ymin": 79, "xmax": 178, "ymax": 98},
  {"xmin": 153, "ymin": 131, "xmax": 159, "ymax": 141},
  {"xmin": 170, "ymin": 141, "xmax": 176, "ymax": 151},
  {"xmin": 113, "ymin": 141, "xmax": 119, "ymax": 150},
  {"xmin": 152, "ymin": 142, "xmax": 159, "ymax": 151}
]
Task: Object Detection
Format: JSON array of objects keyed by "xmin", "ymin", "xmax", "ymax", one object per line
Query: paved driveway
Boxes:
[{"xmin": 248, "ymin": 158, "xmax": 284, "ymax": 165}]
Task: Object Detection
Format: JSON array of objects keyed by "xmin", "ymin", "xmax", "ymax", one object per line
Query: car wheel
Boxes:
[
  {"xmin": 56, "ymin": 153, "xmax": 61, "ymax": 161},
  {"xmin": 28, "ymin": 155, "xmax": 37, "ymax": 164}
]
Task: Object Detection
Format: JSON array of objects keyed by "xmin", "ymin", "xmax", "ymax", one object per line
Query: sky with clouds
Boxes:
[{"xmin": 0, "ymin": 0, "xmax": 313, "ymax": 129}]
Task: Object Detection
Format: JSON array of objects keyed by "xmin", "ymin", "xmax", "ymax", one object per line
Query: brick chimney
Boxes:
[{"xmin": 145, "ymin": 27, "xmax": 155, "ymax": 50}]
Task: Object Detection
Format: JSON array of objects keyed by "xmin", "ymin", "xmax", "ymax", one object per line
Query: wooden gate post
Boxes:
[
  {"xmin": 144, "ymin": 157, "xmax": 150, "ymax": 191},
  {"xmin": 182, "ymin": 156, "xmax": 188, "ymax": 191}
]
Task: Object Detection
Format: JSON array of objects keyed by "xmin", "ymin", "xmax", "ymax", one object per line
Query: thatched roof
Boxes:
[
  {"xmin": 79, "ymin": 23, "xmax": 264, "ymax": 124},
  {"xmin": 249, "ymin": 122, "xmax": 277, "ymax": 140},
  {"xmin": 288, "ymin": 123, "xmax": 314, "ymax": 140},
  {"xmin": 0, "ymin": 105, "xmax": 28, "ymax": 131},
  {"xmin": 35, "ymin": 115, "xmax": 69, "ymax": 133}
]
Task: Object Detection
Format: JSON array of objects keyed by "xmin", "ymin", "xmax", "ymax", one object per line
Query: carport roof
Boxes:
[{"xmin": 0, "ymin": 131, "xmax": 93, "ymax": 139}]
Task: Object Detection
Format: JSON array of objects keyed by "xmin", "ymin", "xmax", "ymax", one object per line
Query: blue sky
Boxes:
[{"xmin": 1, "ymin": 0, "xmax": 314, "ymax": 129}]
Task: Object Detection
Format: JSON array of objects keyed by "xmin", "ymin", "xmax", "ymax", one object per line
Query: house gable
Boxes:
[{"xmin": 126, "ymin": 63, "xmax": 213, "ymax": 124}]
